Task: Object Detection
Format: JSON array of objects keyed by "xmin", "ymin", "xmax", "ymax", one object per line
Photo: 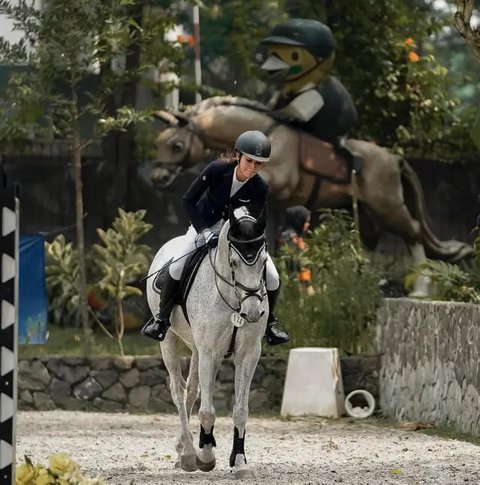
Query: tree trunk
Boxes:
[
  {"xmin": 115, "ymin": 298, "xmax": 125, "ymax": 356},
  {"xmin": 72, "ymin": 121, "xmax": 91, "ymax": 353},
  {"xmin": 102, "ymin": 4, "xmax": 143, "ymax": 222}
]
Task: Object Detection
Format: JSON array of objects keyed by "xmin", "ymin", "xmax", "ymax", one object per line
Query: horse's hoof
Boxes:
[
  {"xmin": 196, "ymin": 456, "xmax": 216, "ymax": 472},
  {"xmin": 180, "ymin": 454, "xmax": 198, "ymax": 472},
  {"xmin": 233, "ymin": 465, "xmax": 254, "ymax": 480},
  {"xmin": 174, "ymin": 460, "xmax": 181, "ymax": 469}
]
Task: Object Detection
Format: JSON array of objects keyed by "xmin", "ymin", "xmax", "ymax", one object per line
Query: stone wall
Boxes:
[
  {"xmin": 377, "ymin": 298, "xmax": 480, "ymax": 436},
  {"xmin": 17, "ymin": 355, "xmax": 379, "ymax": 413}
]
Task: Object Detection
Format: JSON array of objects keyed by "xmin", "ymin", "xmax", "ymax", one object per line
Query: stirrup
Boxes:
[
  {"xmin": 265, "ymin": 319, "xmax": 290, "ymax": 346},
  {"xmin": 141, "ymin": 316, "xmax": 170, "ymax": 342}
]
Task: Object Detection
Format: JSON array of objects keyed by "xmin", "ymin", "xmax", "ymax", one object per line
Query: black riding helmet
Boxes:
[
  {"xmin": 261, "ymin": 18, "xmax": 334, "ymax": 60},
  {"xmin": 235, "ymin": 130, "xmax": 271, "ymax": 163}
]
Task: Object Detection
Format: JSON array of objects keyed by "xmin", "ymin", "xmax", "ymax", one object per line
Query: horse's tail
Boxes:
[{"xmin": 400, "ymin": 159, "xmax": 472, "ymax": 262}]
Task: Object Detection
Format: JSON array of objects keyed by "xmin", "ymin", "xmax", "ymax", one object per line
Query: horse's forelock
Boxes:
[{"xmin": 231, "ymin": 218, "xmax": 257, "ymax": 241}]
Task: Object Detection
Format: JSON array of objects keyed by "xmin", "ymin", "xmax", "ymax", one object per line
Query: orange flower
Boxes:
[
  {"xmin": 408, "ymin": 51, "xmax": 420, "ymax": 62},
  {"xmin": 405, "ymin": 37, "xmax": 414, "ymax": 45}
]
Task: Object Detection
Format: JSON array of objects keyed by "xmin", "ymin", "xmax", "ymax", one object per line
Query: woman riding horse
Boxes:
[{"xmin": 141, "ymin": 129, "xmax": 290, "ymax": 345}]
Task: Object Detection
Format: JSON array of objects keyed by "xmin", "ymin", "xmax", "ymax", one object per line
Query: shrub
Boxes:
[
  {"xmin": 44, "ymin": 209, "xmax": 153, "ymax": 355},
  {"xmin": 275, "ymin": 210, "xmax": 380, "ymax": 355}
]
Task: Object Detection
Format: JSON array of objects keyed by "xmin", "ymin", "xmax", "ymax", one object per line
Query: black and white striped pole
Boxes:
[{"xmin": 0, "ymin": 184, "xmax": 19, "ymax": 485}]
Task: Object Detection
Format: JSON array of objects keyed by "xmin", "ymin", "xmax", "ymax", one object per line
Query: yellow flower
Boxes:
[
  {"xmin": 16, "ymin": 463, "xmax": 38, "ymax": 484},
  {"xmin": 34, "ymin": 468, "xmax": 54, "ymax": 485},
  {"xmin": 48, "ymin": 454, "xmax": 78, "ymax": 477}
]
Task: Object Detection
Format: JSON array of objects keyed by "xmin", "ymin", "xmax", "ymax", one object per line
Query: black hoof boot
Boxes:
[
  {"xmin": 141, "ymin": 315, "xmax": 171, "ymax": 342},
  {"xmin": 265, "ymin": 318, "xmax": 290, "ymax": 346}
]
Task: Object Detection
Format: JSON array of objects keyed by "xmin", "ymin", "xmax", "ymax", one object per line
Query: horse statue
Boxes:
[
  {"xmin": 146, "ymin": 205, "xmax": 268, "ymax": 478},
  {"xmin": 149, "ymin": 96, "xmax": 472, "ymax": 295}
]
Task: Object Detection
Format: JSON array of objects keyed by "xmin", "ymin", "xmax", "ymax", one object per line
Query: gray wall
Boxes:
[
  {"xmin": 377, "ymin": 298, "xmax": 480, "ymax": 436},
  {"xmin": 17, "ymin": 355, "xmax": 379, "ymax": 414}
]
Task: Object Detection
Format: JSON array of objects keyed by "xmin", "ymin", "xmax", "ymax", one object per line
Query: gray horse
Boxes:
[{"xmin": 146, "ymin": 206, "xmax": 268, "ymax": 479}]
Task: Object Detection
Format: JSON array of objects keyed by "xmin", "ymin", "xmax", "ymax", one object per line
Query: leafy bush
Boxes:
[
  {"xmin": 44, "ymin": 209, "xmax": 153, "ymax": 354},
  {"xmin": 275, "ymin": 210, "xmax": 380, "ymax": 355},
  {"xmin": 44, "ymin": 235, "xmax": 81, "ymax": 327},
  {"xmin": 93, "ymin": 209, "xmax": 153, "ymax": 354}
]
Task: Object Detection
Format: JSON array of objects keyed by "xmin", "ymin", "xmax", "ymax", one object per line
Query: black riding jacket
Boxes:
[
  {"xmin": 182, "ymin": 160, "xmax": 268, "ymax": 233},
  {"xmin": 275, "ymin": 76, "xmax": 357, "ymax": 142}
]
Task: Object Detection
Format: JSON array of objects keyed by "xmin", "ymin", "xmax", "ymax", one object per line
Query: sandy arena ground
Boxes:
[{"xmin": 16, "ymin": 411, "xmax": 480, "ymax": 484}]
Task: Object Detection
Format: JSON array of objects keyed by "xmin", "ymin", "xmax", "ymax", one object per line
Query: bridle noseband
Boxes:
[{"xmin": 210, "ymin": 228, "xmax": 267, "ymax": 314}]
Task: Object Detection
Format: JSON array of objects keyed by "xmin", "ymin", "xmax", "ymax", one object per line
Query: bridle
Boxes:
[{"xmin": 209, "ymin": 226, "xmax": 267, "ymax": 314}]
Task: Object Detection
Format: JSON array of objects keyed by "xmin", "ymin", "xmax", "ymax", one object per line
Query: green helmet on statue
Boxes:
[{"xmin": 261, "ymin": 18, "xmax": 334, "ymax": 60}]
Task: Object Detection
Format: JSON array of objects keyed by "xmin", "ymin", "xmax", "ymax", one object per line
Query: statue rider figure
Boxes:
[{"xmin": 260, "ymin": 18, "xmax": 361, "ymax": 170}]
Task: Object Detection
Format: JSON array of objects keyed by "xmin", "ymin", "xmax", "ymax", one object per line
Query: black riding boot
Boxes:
[
  {"xmin": 265, "ymin": 286, "xmax": 290, "ymax": 346},
  {"xmin": 141, "ymin": 273, "xmax": 180, "ymax": 342}
]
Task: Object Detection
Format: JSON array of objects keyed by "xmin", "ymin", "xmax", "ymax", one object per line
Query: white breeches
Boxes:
[{"xmin": 168, "ymin": 223, "xmax": 280, "ymax": 291}]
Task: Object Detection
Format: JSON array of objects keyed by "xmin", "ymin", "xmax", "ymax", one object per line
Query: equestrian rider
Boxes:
[{"xmin": 142, "ymin": 130, "xmax": 290, "ymax": 346}]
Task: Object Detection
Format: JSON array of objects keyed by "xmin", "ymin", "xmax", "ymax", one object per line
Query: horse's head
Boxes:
[
  {"xmin": 219, "ymin": 205, "xmax": 268, "ymax": 324},
  {"xmin": 150, "ymin": 110, "xmax": 206, "ymax": 188}
]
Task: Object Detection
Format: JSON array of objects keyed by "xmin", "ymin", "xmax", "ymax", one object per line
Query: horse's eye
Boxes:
[
  {"xmin": 291, "ymin": 51, "xmax": 299, "ymax": 61},
  {"xmin": 172, "ymin": 141, "xmax": 184, "ymax": 153}
]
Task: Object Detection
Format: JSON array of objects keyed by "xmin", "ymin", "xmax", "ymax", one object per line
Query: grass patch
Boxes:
[
  {"xmin": 19, "ymin": 325, "xmax": 161, "ymax": 358},
  {"xmin": 420, "ymin": 424, "xmax": 480, "ymax": 446}
]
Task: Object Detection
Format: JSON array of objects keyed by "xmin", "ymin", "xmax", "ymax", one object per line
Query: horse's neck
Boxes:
[{"xmin": 193, "ymin": 106, "xmax": 275, "ymax": 148}]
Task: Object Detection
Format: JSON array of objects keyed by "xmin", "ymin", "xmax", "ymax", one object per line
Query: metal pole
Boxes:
[
  {"xmin": 193, "ymin": 4, "xmax": 202, "ymax": 103},
  {"xmin": 0, "ymin": 184, "xmax": 19, "ymax": 485}
]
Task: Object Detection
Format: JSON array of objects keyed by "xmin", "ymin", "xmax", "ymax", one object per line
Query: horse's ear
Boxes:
[
  {"xmin": 257, "ymin": 203, "xmax": 268, "ymax": 232},
  {"xmin": 172, "ymin": 110, "xmax": 190, "ymax": 127},
  {"xmin": 154, "ymin": 110, "xmax": 179, "ymax": 126}
]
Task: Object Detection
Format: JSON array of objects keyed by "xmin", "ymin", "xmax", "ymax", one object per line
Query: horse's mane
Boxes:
[{"xmin": 186, "ymin": 96, "xmax": 269, "ymax": 116}]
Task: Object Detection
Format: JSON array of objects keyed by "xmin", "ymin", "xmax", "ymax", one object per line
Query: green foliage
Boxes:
[
  {"xmin": 44, "ymin": 210, "xmax": 153, "ymax": 345},
  {"xmin": 275, "ymin": 210, "xmax": 380, "ymax": 354},
  {"xmin": 44, "ymin": 235, "xmax": 81, "ymax": 327},
  {"xmin": 0, "ymin": 0, "xmax": 181, "ymax": 145},
  {"xmin": 325, "ymin": 0, "xmax": 475, "ymax": 159},
  {"xmin": 406, "ymin": 230, "xmax": 480, "ymax": 303},
  {"xmin": 93, "ymin": 209, "xmax": 153, "ymax": 301}
]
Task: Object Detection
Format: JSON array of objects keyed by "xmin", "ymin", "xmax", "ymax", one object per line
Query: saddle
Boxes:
[
  {"xmin": 153, "ymin": 245, "xmax": 209, "ymax": 323},
  {"xmin": 299, "ymin": 131, "xmax": 359, "ymax": 184}
]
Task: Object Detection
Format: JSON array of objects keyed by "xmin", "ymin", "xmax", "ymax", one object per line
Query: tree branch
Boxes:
[{"xmin": 454, "ymin": 0, "xmax": 480, "ymax": 65}]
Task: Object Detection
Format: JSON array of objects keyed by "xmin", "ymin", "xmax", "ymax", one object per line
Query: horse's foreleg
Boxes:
[
  {"xmin": 230, "ymin": 340, "xmax": 262, "ymax": 479},
  {"xmin": 186, "ymin": 349, "xmax": 199, "ymax": 418},
  {"xmin": 160, "ymin": 331, "xmax": 197, "ymax": 472},
  {"xmin": 196, "ymin": 350, "xmax": 220, "ymax": 472}
]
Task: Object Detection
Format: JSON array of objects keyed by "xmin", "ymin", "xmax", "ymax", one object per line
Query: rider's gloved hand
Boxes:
[{"xmin": 201, "ymin": 228, "xmax": 219, "ymax": 248}]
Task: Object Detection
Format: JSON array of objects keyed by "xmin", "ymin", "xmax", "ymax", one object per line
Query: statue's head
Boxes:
[{"xmin": 260, "ymin": 18, "xmax": 335, "ymax": 93}]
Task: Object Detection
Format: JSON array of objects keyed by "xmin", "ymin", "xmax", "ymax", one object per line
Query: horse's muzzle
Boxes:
[
  {"xmin": 239, "ymin": 309, "xmax": 265, "ymax": 324},
  {"xmin": 150, "ymin": 165, "xmax": 182, "ymax": 188}
]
